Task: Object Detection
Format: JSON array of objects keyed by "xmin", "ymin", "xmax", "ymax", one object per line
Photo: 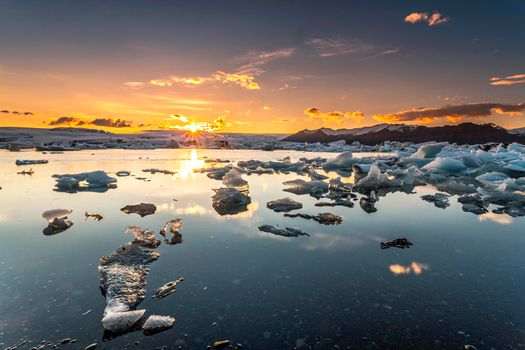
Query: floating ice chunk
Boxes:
[
  {"xmin": 99, "ymin": 226, "xmax": 160, "ymax": 332},
  {"xmin": 352, "ymin": 163, "xmax": 372, "ymax": 174},
  {"xmin": 152, "ymin": 278, "xmax": 184, "ymax": 299},
  {"xmin": 212, "ymin": 187, "xmax": 251, "ymax": 215},
  {"xmin": 421, "ymin": 193, "xmax": 450, "ymax": 208},
  {"xmin": 409, "ymin": 143, "xmax": 447, "ymax": 159},
  {"xmin": 222, "ymin": 168, "xmax": 249, "ymax": 192},
  {"xmin": 284, "ymin": 212, "xmax": 342, "ymax": 225},
  {"xmin": 354, "ymin": 164, "xmax": 401, "ymax": 191},
  {"xmin": 507, "ymin": 142, "xmax": 525, "ymax": 153},
  {"xmin": 422, "ymin": 157, "xmax": 467, "ymax": 173},
  {"xmin": 142, "ymin": 168, "xmax": 176, "ymax": 175},
  {"xmin": 380, "ymin": 238, "xmax": 413, "ymax": 249},
  {"xmin": 282, "ymin": 179, "xmax": 328, "ymax": 197},
  {"xmin": 315, "ymin": 199, "xmax": 354, "ymax": 208},
  {"xmin": 15, "ymin": 159, "xmax": 48, "ymax": 165},
  {"xmin": 323, "ymin": 152, "xmax": 369, "ymax": 172},
  {"xmin": 101, "ymin": 310, "xmax": 146, "ymax": 334},
  {"xmin": 307, "ymin": 168, "xmax": 329, "ymax": 181},
  {"xmin": 266, "ymin": 197, "xmax": 303, "ymax": 212},
  {"xmin": 53, "ymin": 171, "xmax": 117, "ymax": 191},
  {"xmin": 258, "ymin": 225, "xmax": 309, "ymax": 237},
  {"xmin": 42, "ymin": 209, "xmax": 74, "ymax": 235},
  {"xmin": 160, "ymin": 219, "xmax": 183, "ymax": 245},
  {"xmin": 458, "ymin": 194, "xmax": 487, "ymax": 215},
  {"xmin": 505, "ymin": 160, "xmax": 525, "ymax": 174},
  {"xmin": 142, "ymin": 315, "xmax": 175, "ymax": 335},
  {"xmin": 120, "ymin": 203, "xmax": 157, "ymax": 217},
  {"xmin": 435, "ymin": 179, "xmax": 477, "ymax": 194},
  {"xmin": 359, "ymin": 195, "xmax": 377, "ymax": 213}
]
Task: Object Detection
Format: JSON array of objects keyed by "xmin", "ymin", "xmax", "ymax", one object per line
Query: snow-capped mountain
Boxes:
[{"xmin": 282, "ymin": 123, "xmax": 525, "ymax": 145}]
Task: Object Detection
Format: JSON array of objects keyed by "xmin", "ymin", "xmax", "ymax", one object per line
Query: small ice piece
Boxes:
[
  {"xmin": 142, "ymin": 168, "xmax": 176, "ymax": 175},
  {"xmin": 142, "ymin": 315, "xmax": 175, "ymax": 335},
  {"xmin": 120, "ymin": 203, "xmax": 157, "ymax": 217},
  {"xmin": 116, "ymin": 171, "xmax": 130, "ymax": 177},
  {"xmin": 15, "ymin": 159, "xmax": 48, "ymax": 166},
  {"xmin": 423, "ymin": 157, "xmax": 467, "ymax": 173},
  {"xmin": 315, "ymin": 199, "xmax": 355, "ymax": 208},
  {"xmin": 282, "ymin": 179, "xmax": 328, "ymax": 197},
  {"xmin": 352, "ymin": 163, "xmax": 372, "ymax": 174},
  {"xmin": 258, "ymin": 225, "xmax": 309, "ymax": 237},
  {"xmin": 85, "ymin": 211, "xmax": 103, "ymax": 221},
  {"xmin": 17, "ymin": 168, "xmax": 34, "ymax": 175},
  {"xmin": 152, "ymin": 278, "xmax": 184, "ymax": 299},
  {"xmin": 266, "ymin": 197, "xmax": 303, "ymax": 212},
  {"xmin": 284, "ymin": 212, "xmax": 342, "ymax": 225},
  {"xmin": 160, "ymin": 219, "xmax": 183, "ymax": 245},
  {"xmin": 101, "ymin": 310, "xmax": 146, "ymax": 333},
  {"xmin": 53, "ymin": 171, "xmax": 117, "ymax": 191},
  {"xmin": 212, "ymin": 187, "xmax": 251, "ymax": 215},
  {"xmin": 380, "ymin": 238, "xmax": 413, "ymax": 249},
  {"xmin": 421, "ymin": 193, "xmax": 450, "ymax": 209},
  {"xmin": 409, "ymin": 143, "xmax": 447, "ymax": 159}
]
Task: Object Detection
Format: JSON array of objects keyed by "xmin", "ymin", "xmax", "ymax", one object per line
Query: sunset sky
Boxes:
[{"xmin": 0, "ymin": 0, "xmax": 524, "ymax": 133}]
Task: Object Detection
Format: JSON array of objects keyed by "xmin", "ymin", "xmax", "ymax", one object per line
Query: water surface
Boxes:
[{"xmin": 0, "ymin": 149, "xmax": 524, "ymax": 349}]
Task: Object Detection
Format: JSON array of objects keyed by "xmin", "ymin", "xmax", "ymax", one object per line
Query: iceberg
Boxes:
[
  {"xmin": 258, "ymin": 225, "xmax": 309, "ymax": 237},
  {"xmin": 283, "ymin": 212, "xmax": 343, "ymax": 225},
  {"xmin": 159, "ymin": 219, "xmax": 183, "ymax": 245},
  {"xmin": 266, "ymin": 197, "xmax": 303, "ymax": 212},
  {"xmin": 212, "ymin": 187, "xmax": 251, "ymax": 215},
  {"xmin": 120, "ymin": 203, "xmax": 157, "ymax": 217},
  {"xmin": 53, "ymin": 171, "xmax": 117, "ymax": 192}
]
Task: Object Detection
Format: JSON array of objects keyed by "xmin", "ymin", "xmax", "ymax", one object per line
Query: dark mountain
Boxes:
[{"xmin": 282, "ymin": 123, "xmax": 525, "ymax": 145}]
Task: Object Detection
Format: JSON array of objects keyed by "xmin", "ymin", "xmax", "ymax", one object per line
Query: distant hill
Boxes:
[{"xmin": 282, "ymin": 123, "xmax": 525, "ymax": 145}]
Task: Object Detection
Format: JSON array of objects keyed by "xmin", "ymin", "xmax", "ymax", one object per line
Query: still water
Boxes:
[{"xmin": 0, "ymin": 149, "xmax": 524, "ymax": 349}]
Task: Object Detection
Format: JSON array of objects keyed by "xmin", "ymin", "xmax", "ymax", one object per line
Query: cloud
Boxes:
[
  {"xmin": 166, "ymin": 114, "xmax": 232, "ymax": 132},
  {"xmin": 405, "ymin": 12, "xmax": 449, "ymax": 26},
  {"xmin": 143, "ymin": 47, "xmax": 294, "ymax": 91},
  {"xmin": 48, "ymin": 116, "xmax": 132, "ymax": 128},
  {"xmin": 306, "ymin": 38, "xmax": 375, "ymax": 57},
  {"xmin": 373, "ymin": 102, "xmax": 525, "ymax": 124},
  {"xmin": 389, "ymin": 262, "xmax": 429, "ymax": 276},
  {"xmin": 48, "ymin": 116, "xmax": 82, "ymax": 126},
  {"xmin": 89, "ymin": 118, "xmax": 132, "ymax": 128},
  {"xmin": 490, "ymin": 73, "xmax": 525, "ymax": 86},
  {"xmin": 237, "ymin": 47, "xmax": 295, "ymax": 72},
  {"xmin": 213, "ymin": 71, "xmax": 260, "ymax": 90},
  {"xmin": 0, "ymin": 108, "xmax": 34, "ymax": 116},
  {"xmin": 305, "ymin": 107, "xmax": 364, "ymax": 124},
  {"xmin": 123, "ymin": 81, "xmax": 145, "ymax": 89}
]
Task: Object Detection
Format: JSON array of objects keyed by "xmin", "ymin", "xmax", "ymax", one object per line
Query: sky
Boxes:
[{"xmin": 0, "ymin": 0, "xmax": 524, "ymax": 133}]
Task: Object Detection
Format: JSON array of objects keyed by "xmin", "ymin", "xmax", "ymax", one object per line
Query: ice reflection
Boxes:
[{"xmin": 389, "ymin": 262, "xmax": 429, "ymax": 276}]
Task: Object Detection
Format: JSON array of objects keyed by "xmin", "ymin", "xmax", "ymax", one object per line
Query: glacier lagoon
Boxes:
[{"xmin": 0, "ymin": 148, "xmax": 524, "ymax": 349}]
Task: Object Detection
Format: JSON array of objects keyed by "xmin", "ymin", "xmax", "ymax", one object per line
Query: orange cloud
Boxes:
[
  {"xmin": 374, "ymin": 102, "xmax": 525, "ymax": 123},
  {"xmin": 490, "ymin": 73, "xmax": 525, "ymax": 86},
  {"xmin": 405, "ymin": 12, "xmax": 448, "ymax": 26},
  {"xmin": 305, "ymin": 107, "xmax": 364, "ymax": 124}
]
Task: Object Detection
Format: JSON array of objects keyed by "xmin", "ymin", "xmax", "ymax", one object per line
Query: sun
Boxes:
[{"xmin": 185, "ymin": 123, "xmax": 202, "ymax": 134}]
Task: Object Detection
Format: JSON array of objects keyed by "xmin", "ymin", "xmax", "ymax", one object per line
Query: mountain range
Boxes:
[{"xmin": 282, "ymin": 123, "xmax": 525, "ymax": 145}]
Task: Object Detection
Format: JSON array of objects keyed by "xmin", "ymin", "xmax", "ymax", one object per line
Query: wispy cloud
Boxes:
[
  {"xmin": 305, "ymin": 107, "xmax": 364, "ymax": 123},
  {"xmin": 490, "ymin": 74, "xmax": 525, "ymax": 86},
  {"xmin": 237, "ymin": 47, "xmax": 295, "ymax": 72},
  {"xmin": 373, "ymin": 102, "xmax": 525, "ymax": 124},
  {"xmin": 405, "ymin": 12, "xmax": 449, "ymax": 26},
  {"xmin": 306, "ymin": 38, "xmax": 399, "ymax": 59}
]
